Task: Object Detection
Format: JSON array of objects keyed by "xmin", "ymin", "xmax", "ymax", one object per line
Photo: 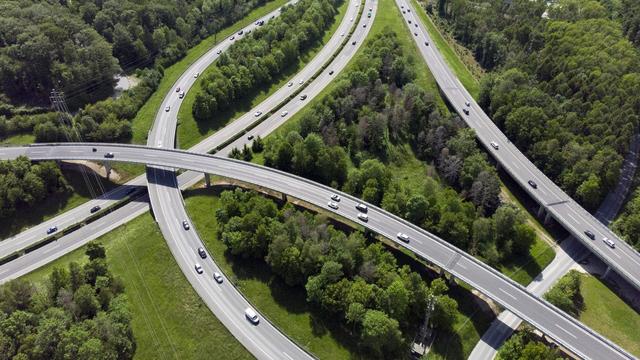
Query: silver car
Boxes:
[{"xmin": 328, "ymin": 201, "xmax": 339, "ymax": 210}]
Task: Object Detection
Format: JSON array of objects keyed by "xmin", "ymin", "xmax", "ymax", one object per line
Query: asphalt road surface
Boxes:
[{"xmin": 0, "ymin": 142, "xmax": 635, "ymax": 360}]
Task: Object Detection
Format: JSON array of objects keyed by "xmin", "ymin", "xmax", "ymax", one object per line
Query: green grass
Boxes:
[
  {"xmin": 176, "ymin": 0, "xmax": 350, "ymax": 150},
  {"xmin": 0, "ymin": 133, "xmax": 35, "ymax": 145},
  {"xmin": 578, "ymin": 274, "xmax": 640, "ymax": 357},
  {"xmin": 184, "ymin": 188, "xmax": 357, "ymax": 359},
  {"xmin": 22, "ymin": 212, "xmax": 252, "ymax": 360},
  {"xmin": 498, "ymin": 237, "xmax": 555, "ymax": 286},
  {"xmin": 411, "ymin": 0, "xmax": 481, "ymax": 98},
  {"xmin": 0, "ymin": 168, "xmax": 121, "ymax": 239}
]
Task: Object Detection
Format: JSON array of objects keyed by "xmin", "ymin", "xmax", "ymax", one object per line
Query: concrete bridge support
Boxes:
[
  {"xmin": 205, "ymin": 173, "xmax": 211, "ymax": 187},
  {"xmin": 537, "ymin": 204, "xmax": 545, "ymax": 218},
  {"xmin": 105, "ymin": 161, "xmax": 112, "ymax": 180}
]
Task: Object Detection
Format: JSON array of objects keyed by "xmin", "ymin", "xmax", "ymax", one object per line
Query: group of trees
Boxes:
[
  {"xmin": 0, "ymin": 243, "xmax": 135, "ymax": 359},
  {"xmin": 430, "ymin": 0, "xmax": 640, "ymax": 212},
  {"xmin": 544, "ymin": 270, "xmax": 584, "ymax": 317},
  {"xmin": 497, "ymin": 327, "xmax": 562, "ymax": 360},
  {"xmin": 216, "ymin": 188, "xmax": 458, "ymax": 358},
  {"xmin": 255, "ymin": 30, "xmax": 536, "ymax": 265},
  {"xmin": 193, "ymin": 0, "xmax": 340, "ymax": 122},
  {"xmin": 0, "ymin": 156, "xmax": 70, "ymax": 220},
  {"xmin": 613, "ymin": 187, "xmax": 640, "ymax": 250}
]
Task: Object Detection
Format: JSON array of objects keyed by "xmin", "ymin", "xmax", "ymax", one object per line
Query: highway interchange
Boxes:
[{"xmin": 0, "ymin": 0, "xmax": 639, "ymax": 359}]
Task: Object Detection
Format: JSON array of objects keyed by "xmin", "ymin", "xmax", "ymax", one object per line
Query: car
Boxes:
[
  {"xmin": 408, "ymin": 20, "xmax": 412, "ymax": 24},
  {"xmin": 90, "ymin": 205, "xmax": 101, "ymax": 213},
  {"xmin": 300, "ymin": 94, "xmax": 307, "ymax": 100},
  {"xmin": 299, "ymin": 79, "xmax": 304, "ymax": 84},
  {"xmin": 259, "ymin": 20, "xmax": 265, "ymax": 26},
  {"xmin": 104, "ymin": 152, "xmax": 114, "ymax": 158},
  {"xmin": 281, "ymin": 110, "xmax": 288, "ymax": 117},
  {"xmin": 213, "ymin": 272, "xmax": 223, "ymax": 283},
  {"xmin": 356, "ymin": 203, "xmax": 368, "ymax": 212},
  {"xmin": 424, "ymin": 41, "xmax": 429, "ymax": 46},
  {"xmin": 165, "ymin": 105, "xmax": 170, "ymax": 112},
  {"xmin": 217, "ymin": 49, "xmax": 222, "ymax": 55},
  {"xmin": 401, "ymin": 4, "xmax": 404, "ymax": 7},
  {"xmin": 230, "ymin": 36, "xmax": 235, "ymax": 40},
  {"xmin": 462, "ymin": 108, "xmax": 469, "ymax": 115},
  {"xmin": 490, "ymin": 141, "xmax": 499, "ymax": 150},
  {"xmin": 584, "ymin": 230, "xmax": 595, "ymax": 240},
  {"xmin": 331, "ymin": 193, "xmax": 340, "ymax": 201},
  {"xmin": 363, "ymin": 23, "xmax": 367, "ymax": 28},
  {"xmin": 288, "ymin": 82, "xmax": 293, "ymax": 87},
  {"xmin": 407, "ymin": 8, "xmax": 410, "ymax": 12},
  {"xmin": 182, "ymin": 220, "xmax": 190, "ymax": 230},
  {"xmin": 357, "ymin": 213, "xmax": 368, "ymax": 221},
  {"xmin": 352, "ymin": 41, "xmax": 357, "ymax": 45},
  {"xmin": 328, "ymin": 201, "xmax": 339, "ymax": 210},
  {"xmin": 528, "ymin": 180, "xmax": 538, "ymax": 189},
  {"xmin": 92, "ymin": 147, "xmax": 97, "ymax": 152},
  {"xmin": 247, "ymin": 135, "xmax": 254, "ymax": 140},
  {"xmin": 397, "ymin": 232, "xmax": 410, "ymax": 242},
  {"xmin": 194, "ymin": 72, "xmax": 199, "ymax": 78},
  {"xmin": 603, "ymin": 237, "xmax": 616, "ymax": 248},
  {"xmin": 176, "ymin": 87, "xmax": 181, "ymax": 93},
  {"xmin": 415, "ymin": 23, "xmax": 418, "ymax": 28},
  {"xmin": 414, "ymin": 32, "xmax": 418, "ymax": 36},
  {"xmin": 237, "ymin": 30, "xmax": 243, "ymax": 35},
  {"xmin": 367, "ymin": 12, "xmax": 371, "ymax": 18},
  {"xmin": 350, "ymin": 17, "xmax": 353, "ymax": 22},
  {"xmin": 465, "ymin": 100, "xmax": 471, "ymax": 107},
  {"xmin": 246, "ymin": 29, "xmax": 251, "ymax": 34},
  {"xmin": 341, "ymin": 32, "xmax": 345, "ymax": 37},
  {"xmin": 255, "ymin": 20, "xmax": 261, "ymax": 25},
  {"xmin": 245, "ymin": 307, "xmax": 260, "ymax": 324},
  {"xmin": 179, "ymin": 91, "xmax": 185, "ymax": 99},
  {"xmin": 47, "ymin": 226, "xmax": 58, "ymax": 235},
  {"xmin": 254, "ymin": 111, "xmax": 262, "ymax": 117},
  {"xmin": 195, "ymin": 263, "xmax": 203, "ymax": 274},
  {"xmin": 329, "ymin": 70, "xmax": 334, "ymax": 75},
  {"xmin": 198, "ymin": 247, "xmax": 207, "ymax": 259},
  {"xmin": 403, "ymin": 10, "xmax": 406, "ymax": 14}
]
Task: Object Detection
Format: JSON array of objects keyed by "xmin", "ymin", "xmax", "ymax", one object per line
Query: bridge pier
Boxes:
[
  {"xmin": 104, "ymin": 161, "xmax": 112, "ymax": 180},
  {"xmin": 537, "ymin": 204, "xmax": 545, "ymax": 218},
  {"xmin": 603, "ymin": 266, "xmax": 612, "ymax": 279},
  {"xmin": 205, "ymin": 173, "xmax": 211, "ymax": 187},
  {"xmin": 544, "ymin": 211, "xmax": 553, "ymax": 225}
]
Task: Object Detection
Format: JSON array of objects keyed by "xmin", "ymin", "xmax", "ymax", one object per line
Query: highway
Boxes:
[
  {"xmin": 394, "ymin": 0, "xmax": 640, "ymax": 291},
  {"xmin": 143, "ymin": 0, "xmax": 371, "ymax": 358},
  {"xmin": 0, "ymin": 142, "xmax": 635, "ymax": 360}
]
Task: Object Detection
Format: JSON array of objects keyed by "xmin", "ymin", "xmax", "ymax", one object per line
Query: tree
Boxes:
[
  {"xmin": 74, "ymin": 284, "xmax": 100, "ymax": 319},
  {"xmin": 432, "ymin": 295, "xmax": 458, "ymax": 331},
  {"xmin": 360, "ymin": 310, "xmax": 404, "ymax": 357},
  {"xmin": 544, "ymin": 270, "xmax": 583, "ymax": 316},
  {"xmin": 86, "ymin": 243, "xmax": 106, "ymax": 261}
]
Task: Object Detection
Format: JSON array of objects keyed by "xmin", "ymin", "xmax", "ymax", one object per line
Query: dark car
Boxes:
[
  {"xmin": 90, "ymin": 205, "xmax": 101, "ymax": 213},
  {"xmin": 425, "ymin": 41, "xmax": 429, "ymax": 46},
  {"xmin": 584, "ymin": 230, "xmax": 595, "ymax": 240},
  {"xmin": 462, "ymin": 108, "xmax": 469, "ymax": 115},
  {"xmin": 528, "ymin": 180, "xmax": 538, "ymax": 189},
  {"xmin": 47, "ymin": 226, "xmax": 58, "ymax": 235},
  {"xmin": 329, "ymin": 70, "xmax": 334, "ymax": 75},
  {"xmin": 104, "ymin": 152, "xmax": 114, "ymax": 158},
  {"xmin": 198, "ymin": 247, "xmax": 207, "ymax": 259},
  {"xmin": 352, "ymin": 41, "xmax": 356, "ymax": 45}
]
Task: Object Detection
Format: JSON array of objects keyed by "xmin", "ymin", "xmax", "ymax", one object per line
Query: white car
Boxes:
[
  {"xmin": 357, "ymin": 213, "xmax": 368, "ymax": 222},
  {"xmin": 330, "ymin": 193, "xmax": 340, "ymax": 202},
  {"xmin": 356, "ymin": 203, "xmax": 368, "ymax": 212},
  {"xmin": 179, "ymin": 91, "xmax": 185, "ymax": 99},
  {"xmin": 254, "ymin": 111, "xmax": 262, "ymax": 117},
  {"xmin": 182, "ymin": 220, "xmax": 190, "ymax": 230},
  {"xmin": 245, "ymin": 307, "xmax": 260, "ymax": 324},
  {"xmin": 603, "ymin": 237, "xmax": 616, "ymax": 249},
  {"xmin": 288, "ymin": 82, "xmax": 293, "ymax": 87},
  {"xmin": 195, "ymin": 263, "xmax": 203, "ymax": 274},
  {"xmin": 341, "ymin": 32, "xmax": 345, "ymax": 37},
  {"xmin": 465, "ymin": 100, "xmax": 471, "ymax": 107},
  {"xmin": 397, "ymin": 232, "xmax": 410, "ymax": 243},
  {"xmin": 328, "ymin": 201, "xmax": 339, "ymax": 210},
  {"xmin": 298, "ymin": 79, "xmax": 304, "ymax": 84},
  {"xmin": 490, "ymin": 141, "xmax": 499, "ymax": 150},
  {"xmin": 194, "ymin": 72, "xmax": 199, "ymax": 78},
  {"xmin": 281, "ymin": 110, "xmax": 288, "ymax": 117},
  {"xmin": 217, "ymin": 49, "xmax": 222, "ymax": 55},
  {"xmin": 350, "ymin": 17, "xmax": 353, "ymax": 22},
  {"xmin": 213, "ymin": 272, "xmax": 223, "ymax": 283},
  {"xmin": 165, "ymin": 106, "xmax": 170, "ymax": 112}
]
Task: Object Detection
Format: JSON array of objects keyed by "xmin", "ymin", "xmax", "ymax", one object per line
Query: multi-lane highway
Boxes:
[
  {"xmin": 1, "ymin": 143, "xmax": 635, "ymax": 360},
  {"xmin": 394, "ymin": 0, "xmax": 640, "ymax": 291},
  {"xmin": 143, "ymin": 0, "xmax": 371, "ymax": 358}
]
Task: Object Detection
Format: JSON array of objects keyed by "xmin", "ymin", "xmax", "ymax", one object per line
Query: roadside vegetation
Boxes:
[
  {"xmin": 21, "ymin": 212, "xmax": 252, "ymax": 360},
  {"xmin": 424, "ymin": 0, "xmax": 640, "ymax": 213},
  {"xmin": 0, "ymin": 243, "xmax": 135, "ymax": 359},
  {"xmin": 496, "ymin": 326, "xmax": 562, "ymax": 360}
]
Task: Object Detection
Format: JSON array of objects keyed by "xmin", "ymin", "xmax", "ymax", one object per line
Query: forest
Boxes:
[
  {"xmin": 428, "ymin": 0, "xmax": 640, "ymax": 212},
  {"xmin": 216, "ymin": 188, "xmax": 458, "ymax": 358},
  {"xmin": 0, "ymin": 243, "xmax": 135, "ymax": 359},
  {"xmin": 0, "ymin": 156, "xmax": 70, "ymax": 220},
  {"xmin": 193, "ymin": 0, "xmax": 340, "ymax": 122},
  {"xmin": 251, "ymin": 29, "xmax": 537, "ymax": 266}
]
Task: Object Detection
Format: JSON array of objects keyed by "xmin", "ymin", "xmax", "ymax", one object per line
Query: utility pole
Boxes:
[{"xmin": 49, "ymin": 89, "xmax": 72, "ymax": 128}]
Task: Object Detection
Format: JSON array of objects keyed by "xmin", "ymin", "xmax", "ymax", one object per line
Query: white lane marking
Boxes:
[
  {"xmin": 283, "ymin": 352, "xmax": 295, "ymax": 360},
  {"xmin": 612, "ymin": 250, "xmax": 622, "ymax": 259},
  {"xmin": 566, "ymin": 213, "xmax": 579, "ymax": 224},
  {"xmin": 0, "ymin": 268, "xmax": 8, "ymax": 276},
  {"xmin": 456, "ymin": 262, "xmax": 467, "ymax": 270},
  {"xmin": 555, "ymin": 324, "xmax": 577, "ymax": 339},
  {"xmin": 499, "ymin": 288, "xmax": 517, "ymax": 301}
]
